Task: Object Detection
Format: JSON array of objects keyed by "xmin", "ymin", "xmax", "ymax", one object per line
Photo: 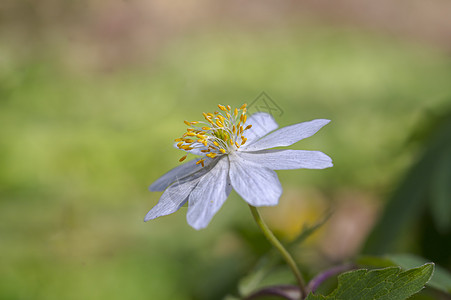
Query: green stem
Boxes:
[{"xmin": 249, "ymin": 205, "xmax": 307, "ymax": 299}]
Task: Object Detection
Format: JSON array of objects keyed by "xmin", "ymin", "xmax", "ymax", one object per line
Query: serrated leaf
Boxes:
[
  {"xmin": 306, "ymin": 264, "xmax": 434, "ymax": 300},
  {"xmin": 387, "ymin": 254, "xmax": 451, "ymax": 294},
  {"xmin": 358, "ymin": 254, "xmax": 451, "ymax": 294}
]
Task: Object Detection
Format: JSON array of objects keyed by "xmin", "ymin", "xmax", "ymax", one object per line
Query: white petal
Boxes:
[
  {"xmin": 229, "ymin": 153, "xmax": 282, "ymax": 207},
  {"xmin": 244, "ymin": 119, "xmax": 330, "ymax": 152},
  {"xmin": 241, "ymin": 112, "xmax": 279, "ymax": 148},
  {"xmin": 145, "ymin": 176, "xmax": 199, "ymax": 221},
  {"xmin": 145, "ymin": 159, "xmax": 217, "ymax": 221},
  {"xmin": 186, "ymin": 157, "xmax": 231, "ymax": 230},
  {"xmin": 238, "ymin": 149, "xmax": 333, "ymax": 170},
  {"xmin": 149, "ymin": 158, "xmax": 207, "ymax": 192}
]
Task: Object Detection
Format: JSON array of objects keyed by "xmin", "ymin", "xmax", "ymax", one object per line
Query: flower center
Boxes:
[{"xmin": 175, "ymin": 104, "xmax": 253, "ymax": 166}]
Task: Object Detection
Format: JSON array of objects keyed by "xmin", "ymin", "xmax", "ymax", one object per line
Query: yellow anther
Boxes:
[
  {"xmin": 201, "ymin": 149, "xmax": 210, "ymax": 153},
  {"xmin": 220, "ymin": 149, "xmax": 226, "ymax": 154},
  {"xmin": 213, "ymin": 141, "xmax": 219, "ymax": 147},
  {"xmin": 241, "ymin": 137, "xmax": 247, "ymax": 145},
  {"xmin": 232, "ymin": 125, "xmax": 236, "ymax": 134},
  {"xmin": 206, "ymin": 153, "xmax": 217, "ymax": 158},
  {"xmin": 243, "ymin": 115, "xmax": 247, "ymax": 123},
  {"xmin": 240, "ymin": 114, "xmax": 244, "ymax": 122},
  {"xmin": 235, "ymin": 141, "xmax": 240, "ymax": 148},
  {"xmin": 226, "ymin": 105, "xmax": 231, "ymax": 112},
  {"xmin": 218, "ymin": 104, "xmax": 227, "ymax": 111},
  {"xmin": 245, "ymin": 125, "xmax": 252, "ymax": 130},
  {"xmin": 181, "ymin": 145, "xmax": 192, "ymax": 150},
  {"xmin": 184, "ymin": 139, "xmax": 194, "ymax": 143},
  {"xmin": 185, "ymin": 132, "xmax": 196, "ymax": 136},
  {"xmin": 202, "ymin": 127, "xmax": 211, "ymax": 130},
  {"xmin": 186, "ymin": 128, "xmax": 194, "ymax": 132},
  {"xmin": 196, "ymin": 159, "xmax": 205, "ymax": 167},
  {"xmin": 215, "ymin": 119, "xmax": 223, "ymax": 127},
  {"xmin": 179, "ymin": 155, "xmax": 187, "ymax": 162},
  {"xmin": 177, "ymin": 142, "xmax": 183, "ymax": 148},
  {"xmin": 214, "ymin": 111, "xmax": 219, "ymax": 114},
  {"xmin": 226, "ymin": 112, "xmax": 231, "ymax": 119},
  {"xmin": 202, "ymin": 112, "xmax": 208, "ymax": 119},
  {"xmin": 240, "ymin": 103, "xmax": 247, "ymax": 110},
  {"xmin": 190, "ymin": 121, "xmax": 199, "ymax": 124},
  {"xmin": 184, "ymin": 120, "xmax": 191, "ymax": 126},
  {"xmin": 229, "ymin": 138, "xmax": 233, "ymax": 145},
  {"xmin": 234, "ymin": 108, "xmax": 238, "ymax": 117},
  {"xmin": 207, "ymin": 113, "xmax": 214, "ymax": 117},
  {"xmin": 239, "ymin": 126, "xmax": 244, "ymax": 134},
  {"xmin": 196, "ymin": 134, "xmax": 205, "ymax": 139},
  {"xmin": 174, "ymin": 138, "xmax": 183, "ymax": 142}
]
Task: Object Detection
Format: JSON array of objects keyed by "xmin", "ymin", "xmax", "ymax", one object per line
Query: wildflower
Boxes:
[{"xmin": 145, "ymin": 104, "xmax": 332, "ymax": 230}]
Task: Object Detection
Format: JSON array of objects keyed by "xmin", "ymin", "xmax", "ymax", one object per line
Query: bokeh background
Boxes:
[{"xmin": 1, "ymin": 1, "xmax": 451, "ymax": 299}]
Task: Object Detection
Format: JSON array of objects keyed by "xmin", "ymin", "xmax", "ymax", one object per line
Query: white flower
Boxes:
[{"xmin": 145, "ymin": 104, "xmax": 333, "ymax": 230}]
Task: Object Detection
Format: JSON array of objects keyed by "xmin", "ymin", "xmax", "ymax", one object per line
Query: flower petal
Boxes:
[
  {"xmin": 144, "ymin": 160, "xmax": 217, "ymax": 221},
  {"xmin": 149, "ymin": 158, "xmax": 208, "ymax": 192},
  {"xmin": 238, "ymin": 149, "xmax": 333, "ymax": 170},
  {"xmin": 243, "ymin": 119, "xmax": 330, "ymax": 152},
  {"xmin": 186, "ymin": 157, "xmax": 231, "ymax": 230},
  {"xmin": 241, "ymin": 112, "xmax": 279, "ymax": 148},
  {"xmin": 229, "ymin": 153, "xmax": 282, "ymax": 206}
]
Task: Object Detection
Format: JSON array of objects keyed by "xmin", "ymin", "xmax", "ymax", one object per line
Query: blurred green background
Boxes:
[{"xmin": 1, "ymin": 1, "xmax": 451, "ymax": 299}]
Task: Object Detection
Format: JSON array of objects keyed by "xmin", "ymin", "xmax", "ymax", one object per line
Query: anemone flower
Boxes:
[{"xmin": 145, "ymin": 104, "xmax": 332, "ymax": 230}]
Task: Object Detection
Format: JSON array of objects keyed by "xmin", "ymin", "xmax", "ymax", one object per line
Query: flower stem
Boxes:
[{"xmin": 249, "ymin": 205, "xmax": 307, "ymax": 298}]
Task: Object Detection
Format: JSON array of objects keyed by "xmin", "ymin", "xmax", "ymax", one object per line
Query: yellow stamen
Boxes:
[
  {"xmin": 245, "ymin": 125, "xmax": 252, "ymax": 130},
  {"xmin": 179, "ymin": 155, "xmax": 187, "ymax": 162},
  {"xmin": 218, "ymin": 104, "xmax": 227, "ymax": 111},
  {"xmin": 240, "ymin": 103, "xmax": 247, "ymax": 110},
  {"xmin": 174, "ymin": 138, "xmax": 183, "ymax": 142},
  {"xmin": 235, "ymin": 141, "xmax": 240, "ymax": 148},
  {"xmin": 226, "ymin": 105, "xmax": 231, "ymax": 111},
  {"xmin": 220, "ymin": 149, "xmax": 226, "ymax": 154},
  {"xmin": 184, "ymin": 120, "xmax": 191, "ymax": 126},
  {"xmin": 202, "ymin": 127, "xmax": 211, "ymax": 130}
]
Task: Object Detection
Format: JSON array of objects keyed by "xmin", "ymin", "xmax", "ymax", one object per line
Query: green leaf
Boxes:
[
  {"xmin": 306, "ymin": 264, "xmax": 434, "ymax": 300},
  {"xmin": 358, "ymin": 254, "xmax": 451, "ymax": 294}
]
